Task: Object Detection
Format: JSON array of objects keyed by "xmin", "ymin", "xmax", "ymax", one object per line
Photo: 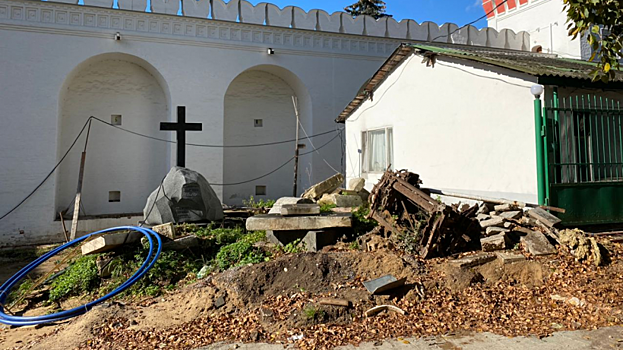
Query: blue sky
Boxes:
[{"xmin": 248, "ymin": 0, "xmax": 488, "ymax": 28}]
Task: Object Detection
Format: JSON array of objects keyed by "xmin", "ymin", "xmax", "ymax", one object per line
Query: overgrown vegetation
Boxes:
[
  {"xmin": 280, "ymin": 239, "xmax": 306, "ymax": 254},
  {"xmin": 49, "ymin": 255, "xmax": 99, "ymax": 301},
  {"xmin": 243, "ymin": 196, "xmax": 276, "ymax": 209},
  {"xmin": 319, "ymin": 203, "xmax": 337, "ymax": 213},
  {"xmin": 352, "ymin": 203, "xmax": 378, "ymax": 236}
]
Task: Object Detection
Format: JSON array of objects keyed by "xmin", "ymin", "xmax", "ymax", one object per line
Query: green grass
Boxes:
[
  {"xmin": 243, "ymin": 196, "xmax": 276, "ymax": 209},
  {"xmin": 303, "ymin": 306, "xmax": 325, "ymax": 321}
]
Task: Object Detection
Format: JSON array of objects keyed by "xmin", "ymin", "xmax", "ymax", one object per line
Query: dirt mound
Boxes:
[{"xmin": 440, "ymin": 257, "xmax": 550, "ymax": 293}]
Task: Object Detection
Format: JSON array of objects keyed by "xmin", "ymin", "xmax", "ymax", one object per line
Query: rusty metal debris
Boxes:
[{"xmin": 368, "ymin": 170, "xmax": 481, "ymax": 259}]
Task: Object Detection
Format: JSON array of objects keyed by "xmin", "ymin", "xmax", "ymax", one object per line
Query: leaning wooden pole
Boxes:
[
  {"xmin": 70, "ymin": 118, "xmax": 92, "ymax": 240},
  {"xmin": 292, "ymin": 96, "xmax": 300, "ymax": 197}
]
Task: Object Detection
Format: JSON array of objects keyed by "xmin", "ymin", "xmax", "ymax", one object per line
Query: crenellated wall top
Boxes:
[{"xmin": 8, "ymin": 0, "xmax": 531, "ymax": 51}]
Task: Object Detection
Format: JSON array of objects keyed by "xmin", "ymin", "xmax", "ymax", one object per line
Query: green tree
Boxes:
[
  {"xmin": 344, "ymin": 0, "xmax": 391, "ymax": 20},
  {"xmin": 564, "ymin": 0, "xmax": 622, "ymax": 82}
]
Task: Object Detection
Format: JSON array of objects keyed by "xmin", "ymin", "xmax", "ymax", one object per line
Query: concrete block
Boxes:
[
  {"xmin": 479, "ymin": 217, "xmax": 505, "ymax": 229},
  {"xmin": 318, "ymin": 194, "xmax": 363, "ymax": 208},
  {"xmin": 527, "ymin": 208, "xmax": 562, "ymax": 228},
  {"xmin": 348, "ymin": 178, "xmax": 366, "ymax": 192},
  {"xmin": 246, "ymin": 213, "xmax": 352, "ymax": 231},
  {"xmin": 496, "ymin": 252, "xmax": 526, "ymax": 264},
  {"xmin": 521, "ymin": 231, "xmax": 557, "ymax": 256},
  {"xmin": 485, "ymin": 226, "xmax": 510, "ymax": 236},
  {"xmin": 268, "ymin": 197, "xmax": 314, "ymax": 215},
  {"xmin": 152, "ymin": 222, "xmax": 177, "ymax": 240},
  {"xmin": 82, "ymin": 232, "xmax": 141, "ymax": 255},
  {"xmin": 481, "ymin": 233, "xmax": 508, "ymax": 252},
  {"xmin": 450, "ymin": 253, "xmax": 495, "ymax": 268},
  {"xmin": 499, "ymin": 211, "xmax": 523, "ymax": 220},
  {"xmin": 281, "ymin": 204, "xmax": 320, "ymax": 216},
  {"xmin": 301, "ymin": 173, "xmax": 344, "ymax": 201},
  {"xmin": 302, "ymin": 230, "xmax": 340, "ymax": 252},
  {"xmin": 162, "ymin": 235, "xmax": 199, "ymax": 251}
]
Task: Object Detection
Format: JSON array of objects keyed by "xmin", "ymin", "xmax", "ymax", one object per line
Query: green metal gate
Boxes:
[{"xmin": 544, "ymin": 89, "xmax": 623, "ymax": 226}]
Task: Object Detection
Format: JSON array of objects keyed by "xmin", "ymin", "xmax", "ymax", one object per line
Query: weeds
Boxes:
[
  {"xmin": 303, "ymin": 306, "xmax": 325, "ymax": 321},
  {"xmin": 280, "ymin": 239, "xmax": 306, "ymax": 254},
  {"xmin": 319, "ymin": 203, "xmax": 337, "ymax": 213},
  {"xmin": 49, "ymin": 255, "xmax": 99, "ymax": 302},
  {"xmin": 352, "ymin": 203, "xmax": 378, "ymax": 236},
  {"xmin": 243, "ymin": 196, "xmax": 276, "ymax": 209}
]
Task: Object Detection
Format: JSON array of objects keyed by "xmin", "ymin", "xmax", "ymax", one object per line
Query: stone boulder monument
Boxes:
[{"xmin": 143, "ymin": 167, "xmax": 224, "ymax": 225}]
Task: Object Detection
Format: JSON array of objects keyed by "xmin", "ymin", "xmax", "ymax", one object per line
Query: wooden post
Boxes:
[
  {"xmin": 70, "ymin": 119, "xmax": 92, "ymax": 240},
  {"xmin": 292, "ymin": 97, "xmax": 300, "ymax": 197}
]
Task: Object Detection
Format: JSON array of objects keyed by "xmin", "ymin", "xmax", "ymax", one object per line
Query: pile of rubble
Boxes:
[
  {"xmin": 302, "ymin": 173, "xmax": 370, "ymax": 208},
  {"xmin": 366, "ymin": 169, "xmax": 607, "ymax": 263}
]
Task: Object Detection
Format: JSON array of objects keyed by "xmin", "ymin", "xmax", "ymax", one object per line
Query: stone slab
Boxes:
[
  {"xmin": 246, "ymin": 213, "xmax": 352, "ymax": 231},
  {"xmin": 481, "ymin": 233, "xmax": 508, "ymax": 252},
  {"xmin": 499, "ymin": 211, "xmax": 523, "ymax": 220},
  {"xmin": 494, "ymin": 204, "xmax": 517, "ymax": 212},
  {"xmin": 362, "ymin": 275, "xmax": 406, "ymax": 294},
  {"xmin": 151, "ymin": 222, "xmax": 177, "ymax": 240},
  {"xmin": 348, "ymin": 178, "xmax": 365, "ymax": 192},
  {"xmin": 485, "ymin": 226, "xmax": 510, "ymax": 236},
  {"xmin": 496, "ymin": 252, "xmax": 527, "ymax": 264},
  {"xmin": 301, "ymin": 173, "xmax": 344, "ymax": 200},
  {"xmin": 450, "ymin": 253, "xmax": 496, "ymax": 268},
  {"xmin": 521, "ymin": 231, "xmax": 557, "ymax": 256},
  {"xmin": 476, "ymin": 214, "xmax": 491, "ymax": 221},
  {"xmin": 268, "ymin": 197, "xmax": 314, "ymax": 215},
  {"xmin": 527, "ymin": 207, "xmax": 562, "ymax": 228},
  {"xmin": 281, "ymin": 204, "xmax": 320, "ymax": 216},
  {"xmin": 162, "ymin": 235, "xmax": 199, "ymax": 251},
  {"xmin": 81, "ymin": 232, "xmax": 141, "ymax": 255},
  {"xmin": 480, "ymin": 217, "xmax": 505, "ymax": 229}
]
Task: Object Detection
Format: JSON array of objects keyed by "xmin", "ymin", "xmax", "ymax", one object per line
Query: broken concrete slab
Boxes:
[
  {"xmin": 527, "ymin": 208, "xmax": 562, "ymax": 228},
  {"xmin": 476, "ymin": 214, "xmax": 491, "ymax": 222},
  {"xmin": 363, "ymin": 275, "xmax": 407, "ymax": 294},
  {"xmin": 246, "ymin": 213, "xmax": 352, "ymax": 231},
  {"xmin": 318, "ymin": 193, "xmax": 363, "ymax": 208},
  {"xmin": 348, "ymin": 178, "xmax": 366, "ymax": 192},
  {"xmin": 485, "ymin": 226, "xmax": 510, "ymax": 236},
  {"xmin": 481, "ymin": 233, "xmax": 508, "ymax": 252},
  {"xmin": 450, "ymin": 253, "xmax": 496, "ymax": 268},
  {"xmin": 162, "ymin": 235, "xmax": 199, "ymax": 251},
  {"xmin": 479, "ymin": 217, "xmax": 505, "ymax": 229},
  {"xmin": 82, "ymin": 232, "xmax": 141, "ymax": 256},
  {"xmin": 151, "ymin": 222, "xmax": 177, "ymax": 240},
  {"xmin": 521, "ymin": 231, "xmax": 557, "ymax": 256},
  {"xmin": 280, "ymin": 204, "xmax": 320, "ymax": 216},
  {"xmin": 499, "ymin": 211, "xmax": 523, "ymax": 220},
  {"xmin": 476, "ymin": 203, "xmax": 492, "ymax": 215},
  {"xmin": 496, "ymin": 252, "xmax": 526, "ymax": 264},
  {"xmin": 268, "ymin": 197, "xmax": 314, "ymax": 215},
  {"xmin": 301, "ymin": 173, "xmax": 344, "ymax": 201}
]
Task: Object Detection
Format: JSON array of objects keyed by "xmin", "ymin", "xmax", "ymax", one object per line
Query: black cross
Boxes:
[{"xmin": 160, "ymin": 106, "xmax": 202, "ymax": 168}]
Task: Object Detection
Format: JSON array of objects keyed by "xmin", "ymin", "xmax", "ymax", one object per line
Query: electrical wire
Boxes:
[
  {"xmin": 210, "ymin": 129, "xmax": 343, "ymax": 186},
  {"xmin": 90, "ymin": 116, "xmax": 338, "ymax": 148},
  {"xmin": 0, "ymin": 117, "xmax": 93, "ymax": 222},
  {"xmin": 0, "ymin": 226, "xmax": 162, "ymax": 326},
  {"xmin": 431, "ymin": 0, "xmax": 510, "ymax": 42},
  {"xmin": 298, "ymin": 121, "xmax": 341, "ymax": 174}
]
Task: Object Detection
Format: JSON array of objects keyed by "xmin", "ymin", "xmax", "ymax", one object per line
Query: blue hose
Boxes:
[{"xmin": 0, "ymin": 226, "xmax": 162, "ymax": 326}]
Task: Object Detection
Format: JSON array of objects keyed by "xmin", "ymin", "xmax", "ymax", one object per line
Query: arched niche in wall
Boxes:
[
  {"xmin": 222, "ymin": 65, "xmax": 312, "ymax": 205},
  {"xmin": 56, "ymin": 53, "xmax": 171, "ymax": 218}
]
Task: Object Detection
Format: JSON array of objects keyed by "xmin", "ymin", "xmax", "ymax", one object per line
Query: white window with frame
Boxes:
[{"xmin": 361, "ymin": 127, "xmax": 393, "ymax": 173}]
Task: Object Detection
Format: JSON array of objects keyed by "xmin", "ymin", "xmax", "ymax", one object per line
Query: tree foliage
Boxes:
[
  {"xmin": 564, "ymin": 0, "xmax": 623, "ymax": 82},
  {"xmin": 344, "ymin": 0, "xmax": 391, "ymax": 20}
]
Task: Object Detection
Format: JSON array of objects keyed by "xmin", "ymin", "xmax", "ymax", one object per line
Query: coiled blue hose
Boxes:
[{"xmin": 0, "ymin": 226, "xmax": 162, "ymax": 326}]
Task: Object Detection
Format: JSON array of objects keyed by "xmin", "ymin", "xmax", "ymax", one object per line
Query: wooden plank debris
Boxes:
[{"xmin": 318, "ymin": 298, "xmax": 350, "ymax": 307}]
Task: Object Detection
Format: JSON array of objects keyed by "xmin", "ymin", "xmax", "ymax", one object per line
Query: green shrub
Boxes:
[
  {"xmin": 49, "ymin": 255, "xmax": 99, "ymax": 302},
  {"xmin": 243, "ymin": 196, "xmax": 276, "ymax": 209},
  {"xmin": 281, "ymin": 239, "xmax": 305, "ymax": 254},
  {"xmin": 352, "ymin": 203, "xmax": 378, "ymax": 236}
]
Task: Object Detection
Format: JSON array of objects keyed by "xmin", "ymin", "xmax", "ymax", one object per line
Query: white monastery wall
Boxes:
[
  {"xmin": 486, "ymin": 0, "xmax": 585, "ymax": 59},
  {"xmin": 0, "ymin": 0, "xmax": 531, "ymax": 246},
  {"xmin": 345, "ymin": 54, "xmax": 540, "ymax": 204}
]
